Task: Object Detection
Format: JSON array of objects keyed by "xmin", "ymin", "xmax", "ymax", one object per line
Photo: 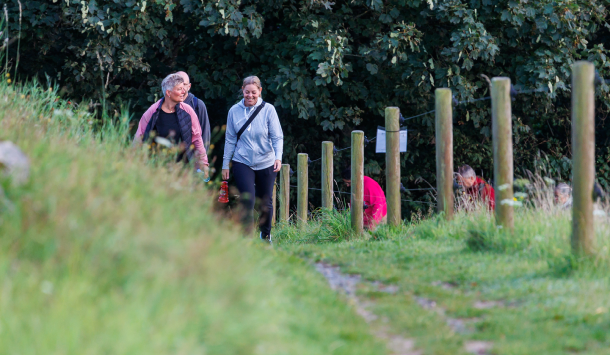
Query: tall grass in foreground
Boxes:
[
  {"xmin": 274, "ymin": 208, "xmax": 416, "ymax": 246},
  {"xmin": 0, "ymin": 82, "xmax": 383, "ymax": 355},
  {"xmin": 274, "ymin": 209, "xmax": 353, "ymax": 244}
]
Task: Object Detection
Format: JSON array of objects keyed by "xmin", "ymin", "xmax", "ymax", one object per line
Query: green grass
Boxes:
[
  {"xmin": 275, "ymin": 206, "xmax": 610, "ymax": 354},
  {"xmin": 0, "ymin": 82, "xmax": 385, "ymax": 355}
]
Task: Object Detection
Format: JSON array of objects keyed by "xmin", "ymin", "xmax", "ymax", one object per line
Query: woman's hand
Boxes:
[
  {"xmin": 222, "ymin": 169, "xmax": 230, "ymax": 180},
  {"xmin": 273, "ymin": 160, "xmax": 282, "ymax": 172},
  {"xmin": 196, "ymin": 166, "xmax": 211, "ymax": 182}
]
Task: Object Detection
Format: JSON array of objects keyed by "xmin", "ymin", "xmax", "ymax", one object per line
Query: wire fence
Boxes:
[
  {"xmin": 288, "ymin": 185, "xmax": 436, "ymax": 205},
  {"xmin": 286, "ymin": 166, "xmax": 436, "ymax": 193},
  {"xmin": 287, "ymin": 84, "xmax": 572, "ymax": 209},
  {"xmin": 276, "ymin": 65, "xmax": 604, "ymax": 245},
  {"xmin": 302, "ymin": 86, "xmax": 548, "ymax": 164}
]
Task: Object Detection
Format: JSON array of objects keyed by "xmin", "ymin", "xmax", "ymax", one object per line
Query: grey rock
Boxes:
[
  {"xmin": 0, "ymin": 141, "xmax": 30, "ymax": 186},
  {"xmin": 473, "ymin": 300, "xmax": 504, "ymax": 309},
  {"xmin": 464, "ymin": 340, "xmax": 493, "ymax": 355}
]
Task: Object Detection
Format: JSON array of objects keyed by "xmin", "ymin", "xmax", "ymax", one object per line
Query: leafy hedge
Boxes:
[{"xmin": 4, "ymin": 0, "xmax": 610, "ymax": 214}]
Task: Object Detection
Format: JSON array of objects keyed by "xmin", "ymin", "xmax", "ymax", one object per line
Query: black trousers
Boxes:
[{"xmin": 232, "ymin": 161, "xmax": 277, "ymax": 237}]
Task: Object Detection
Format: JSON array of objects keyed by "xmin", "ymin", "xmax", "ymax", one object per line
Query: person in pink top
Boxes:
[
  {"xmin": 133, "ymin": 73, "xmax": 209, "ymax": 178},
  {"xmin": 342, "ymin": 167, "xmax": 388, "ymax": 230}
]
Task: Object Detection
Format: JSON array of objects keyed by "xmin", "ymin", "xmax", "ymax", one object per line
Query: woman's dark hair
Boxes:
[{"xmin": 341, "ymin": 166, "xmax": 351, "ymax": 180}]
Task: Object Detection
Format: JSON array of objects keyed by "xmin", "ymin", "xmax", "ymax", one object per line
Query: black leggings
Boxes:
[{"xmin": 232, "ymin": 161, "xmax": 277, "ymax": 237}]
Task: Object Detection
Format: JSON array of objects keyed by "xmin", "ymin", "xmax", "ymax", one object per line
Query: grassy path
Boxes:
[{"xmin": 275, "ymin": 210, "xmax": 610, "ymax": 355}]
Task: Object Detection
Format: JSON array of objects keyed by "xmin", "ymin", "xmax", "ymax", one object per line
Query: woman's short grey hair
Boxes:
[
  {"xmin": 161, "ymin": 73, "xmax": 184, "ymax": 97},
  {"xmin": 457, "ymin": 164, "xmax": 476, "ymax": 178},
  {"xmin": 555, "ymin": 183, "xmax": 571, "ymax": 196},
  {"xmin": 242, "ymin": 75, "xmax": 262, "ymax": 89}
]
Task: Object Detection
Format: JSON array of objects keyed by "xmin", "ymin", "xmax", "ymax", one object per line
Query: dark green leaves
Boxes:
[{"xmin": 366, "ymin": 63, "xmax": 378, "ymax": 75}]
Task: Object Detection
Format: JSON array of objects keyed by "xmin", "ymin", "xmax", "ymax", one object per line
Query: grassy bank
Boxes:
[
  {"xmin": 275, "ymin": 206, "xmax": 610, "ymax": 354},
  {"xmin": 0, "ymin": 82, "xmax": 385, "ymax": 354}
]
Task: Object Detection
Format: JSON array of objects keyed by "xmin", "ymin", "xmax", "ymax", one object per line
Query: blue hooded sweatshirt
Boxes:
[{"xmin": 222, "ymin": 97, "xmax": 284, "ymax": 170}]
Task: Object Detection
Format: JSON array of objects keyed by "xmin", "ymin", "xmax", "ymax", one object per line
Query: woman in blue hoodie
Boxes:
[{"xmin": 222, "ymin": 76, "xmax": 284, "ymax": 241}]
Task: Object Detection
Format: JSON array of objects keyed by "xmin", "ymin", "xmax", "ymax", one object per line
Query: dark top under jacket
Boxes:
[{"xmin": 154, "ymin": 110, "xmax": 182, "ymax": 143}]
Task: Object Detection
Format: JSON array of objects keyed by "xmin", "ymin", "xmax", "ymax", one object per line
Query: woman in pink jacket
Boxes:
[
  {"xmin": 133, "ymin": 73, "xmax": 209, "ymax": 178},
  {"xmin": 342, "ymin": 167, "xmax": 388, "ymax": 230}
]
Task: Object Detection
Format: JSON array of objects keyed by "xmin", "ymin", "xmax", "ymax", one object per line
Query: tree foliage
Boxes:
[{"xmin": 4, "ymin": 0, "xmax": 610, "ymax": 213}]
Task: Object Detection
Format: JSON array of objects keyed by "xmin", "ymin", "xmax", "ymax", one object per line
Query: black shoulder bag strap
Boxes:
[{"xmin": 236, "ymin": 101, "xmax": 266, "ymax": 143}]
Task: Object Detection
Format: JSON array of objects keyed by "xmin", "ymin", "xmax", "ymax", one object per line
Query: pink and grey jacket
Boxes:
[{"xmin": 134, "ymin": 99, "xmax": 208, "ymax": 167}]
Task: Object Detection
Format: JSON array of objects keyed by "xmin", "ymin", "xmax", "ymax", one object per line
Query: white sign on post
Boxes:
[{"xmin": 375, "ymin": 126, "xmax": 407, "ymax": 153}]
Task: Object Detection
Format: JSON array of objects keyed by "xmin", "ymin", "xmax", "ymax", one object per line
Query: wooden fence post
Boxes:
[
  {"xmin": 385, "ymin": 107, "xmax": 401, "ymax": 227},
  {"xmin": 297, "ymin": 153, "xmax": 308, "ymax": 228},
  {"xmin": 491, "ymin": 77, "xmax": 514, "ymax": 231},
  {"xmin": 351, "ymin": 131, "xmax": 364, "ymax": 235},
  {"xmin": 322, "ymin": 141, "xmax": 334, "ymax": 210},
  {"xmin": 272, "ymin": 178, "xmax": 277, "ymax": 226},
  {"xmin": 435, "ymin": 88, "xmax": 454, "ymax": 220},
  {"xmin": 279, "ymin": 164, "xmax": 290, "ymax": 223},
  {"xmin": 571, "ymin": 61, "xmax": 595, "ymax": 255}
]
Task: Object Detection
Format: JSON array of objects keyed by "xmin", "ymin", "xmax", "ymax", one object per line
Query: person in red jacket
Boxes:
[
  {"xmin": 342, "ymin": 167, "xmax": 388, "ymax": 230},
  {"xmin": 456, "ymin": 165, "xmax": 495, "ymax": 210}
]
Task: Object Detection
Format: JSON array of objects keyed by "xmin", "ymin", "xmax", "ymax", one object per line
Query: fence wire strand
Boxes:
[
  {"xmin": 304, "ymin": 87, "xmax": 545, "ymax": 163},
  {"xmin": 287, "ymin": 185, "xmax": 436, "ymax": 205}
]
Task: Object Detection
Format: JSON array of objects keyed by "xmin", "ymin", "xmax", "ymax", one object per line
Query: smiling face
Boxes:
[
  {"xmin": 166, "ymin": 83, "xmax": 187, "ymax": 103},
  {"xmin": 242, "ymin": 84, "xmax": 262, "ymax": 107}
]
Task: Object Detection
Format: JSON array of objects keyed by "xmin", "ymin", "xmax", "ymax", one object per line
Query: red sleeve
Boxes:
[{"xmin": 485, "ymin": 184, "xmax": 495, "ymax": 210}]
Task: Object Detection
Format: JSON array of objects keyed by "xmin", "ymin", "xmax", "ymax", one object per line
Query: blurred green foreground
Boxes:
[{"xmin": 0, "ymin": 82, "xmax": 384, "ymax": 355}]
